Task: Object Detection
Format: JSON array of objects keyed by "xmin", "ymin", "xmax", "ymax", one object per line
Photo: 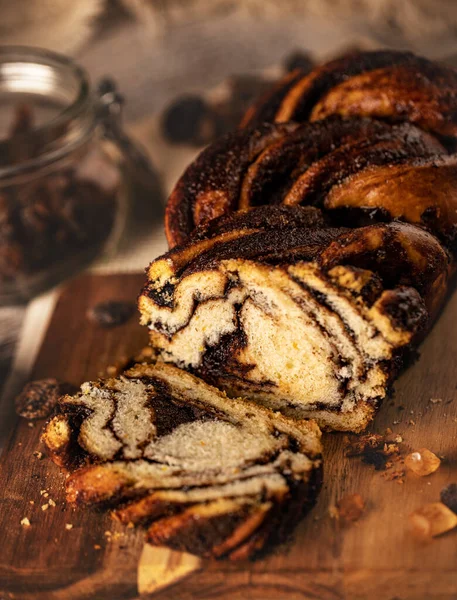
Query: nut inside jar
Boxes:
[{"xmin": 0, "ymin": 103, "xmax": 121, "ymax": 302}]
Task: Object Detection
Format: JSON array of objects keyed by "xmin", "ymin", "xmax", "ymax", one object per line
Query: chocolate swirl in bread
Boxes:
[
  {"xmin": 140, "ymin": 206, "xmax": 449, "ymax": 432},
  {"xmin": 42, "ymin": 362, "xmax": 322, "ymax": 559},
  {"xmin": 146, "ymin": 51, "xmax": 457, "ymax": 432}
]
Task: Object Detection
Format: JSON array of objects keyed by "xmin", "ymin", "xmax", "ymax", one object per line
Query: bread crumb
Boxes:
[
  {"xmin": 33, "ymin": 451, "xmax": 43, "ymax": 459},
  {"xmin": 21, "ymin": 517, "xmax": 31, "ymax": 527},
  {"xmin": 29, "ymin": 500, "xmax": 35, "ymax": 505},
  {"xmin": 41, "ymin": 504, "xmax": 49, "ymax": 511},
  {"xmin": 65, "ymin": 523, "xmax": 73, "ymax": 530},
  {"xmin": 48, "ymin": 499, "xmax": 56, "ymax": 507},
  {"xmin": 330, "ymin": 494, "xmax": 365, "ymax": 523},
  {"xmin": 27, "ymin": 422, "xmax": 35, "ymax": 428},
  {"xmin": 430, "ymin": 398, "xmax": 442, "ymax": 404},
  {"xmin": 94, "ymin": 544, "xmax": 101, "ymax": 550},
  {"xmin": 382, "ymin": 469, "xmax": 405, "ymax": 483}
]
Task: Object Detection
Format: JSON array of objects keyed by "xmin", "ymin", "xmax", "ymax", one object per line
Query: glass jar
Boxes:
[{"xmin": 0, "ymin": 47, "xmax": 152, "ymax": 304}]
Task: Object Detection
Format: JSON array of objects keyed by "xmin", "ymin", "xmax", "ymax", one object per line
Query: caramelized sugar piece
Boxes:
[{"xmin": 404, "ymin": 448, "xmax": 441, "ymax": 477}]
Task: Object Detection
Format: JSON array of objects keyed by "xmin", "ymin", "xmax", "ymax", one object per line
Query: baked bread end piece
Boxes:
[{"xmin": 42, "ymin": 362, "xmax": 322, "ymax": 560}]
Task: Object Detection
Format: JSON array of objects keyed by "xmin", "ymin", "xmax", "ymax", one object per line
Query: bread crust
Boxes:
[
  {"xmin": 141, "ymin": 207, "xmax": 448, "ymax": 432},
  {"xmin": 42, "ymin": 362, "xmax": 322, "ymax": 559}
]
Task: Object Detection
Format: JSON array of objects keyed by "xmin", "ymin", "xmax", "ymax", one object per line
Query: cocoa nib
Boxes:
[
  {"xmin": 15, "ymin": 379, "xmax": 75, "ymax": 420},
  {"xmin": 441, "ymin": 483, "xmax": 457, "ymax": 514},
  {"xmin": 87, "ymin": 301, "xmax": 136, "ymax": 328}
]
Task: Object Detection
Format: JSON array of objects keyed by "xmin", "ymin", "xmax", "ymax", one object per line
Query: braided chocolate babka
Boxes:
[
  {"xmin": 141, "ymin": 51, "xmax": 456, "ymax": 432},
  {"xmin": 42, "ymin": 362, "xmax": 322, "ymax": 559},
  {"xmin": 240, "ymin": 50, "xmax": 457, "ymax": 136}
]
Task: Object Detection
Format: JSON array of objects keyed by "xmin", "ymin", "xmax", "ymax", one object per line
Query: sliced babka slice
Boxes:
[
  {"xmin": 42, "ymin": 362, "xmax": 322, "ymax": 560},
  {"xmin": 139, "ymin": 206, "xmax": 450, "ymax": 433}
]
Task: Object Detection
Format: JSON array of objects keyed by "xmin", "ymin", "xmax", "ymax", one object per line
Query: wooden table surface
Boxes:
[{"xmin": 0, "ymin": 272, "xmax": 456, "ymax": 600}]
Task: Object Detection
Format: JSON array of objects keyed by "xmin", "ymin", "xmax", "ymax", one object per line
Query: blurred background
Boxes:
[
  {"xmin": 2, "ymin": 0, "xmax": 457, "ymax": 121},
  {"xmin": 0, "ymin": 0, "xmax": 456, "ymax": 399}
]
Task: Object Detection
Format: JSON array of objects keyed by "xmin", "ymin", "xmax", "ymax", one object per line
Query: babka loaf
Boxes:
[
  {"xmin": 165, "ymin": 116, "xmax": 457, "ymax": 249},
  {"xmin": 143, "ymin": 51, "xmax": 457, "ymax": 432},
  {"xmin": 140, "ymin": 207, "xmax": 448, "ymax": 432},
  {"xmin": 42, "ymin": 362, "xmax": 322, "ymax": 559},
  {"xmin": 240, "ymin": 50, "xmax": 457, "ymax": 137}
]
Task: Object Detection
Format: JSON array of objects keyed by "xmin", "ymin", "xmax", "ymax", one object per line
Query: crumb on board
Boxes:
[
  {"xmin": 382, "ymin": 469, "xmax": 405, "ymax": 484},
  {"xmin": 20, "ymin": 517, "xmax": 31, "ymax": 527},
  {"xmin": 65, "ymin": 523, "xmax": 73, "ymax": 530},
  {"xmin": 345, "ymin": 432, "xmax": 401, "ymax": 471},
  {"xmin": 330, "ymin": 493, "xmax": 365, "ymax": 523},
  {"xmin": 33, "ymin": 451, "xmax": 43, "ymax": 459}
]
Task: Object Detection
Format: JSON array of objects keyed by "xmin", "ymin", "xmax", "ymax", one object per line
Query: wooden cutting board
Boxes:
[{"xmin": 0, "ymin": 273, "xmax": 457, "ymax": 600}]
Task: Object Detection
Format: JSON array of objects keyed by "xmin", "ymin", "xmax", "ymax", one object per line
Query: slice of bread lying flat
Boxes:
[{"xmin": 42, "ymin": 362, "xmax": 322, "ymax": 560}]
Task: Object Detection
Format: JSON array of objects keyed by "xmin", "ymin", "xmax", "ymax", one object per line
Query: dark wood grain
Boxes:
[{"xmin": 0, "ymin": 273, "xmax": 456, "ymax": 600}]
